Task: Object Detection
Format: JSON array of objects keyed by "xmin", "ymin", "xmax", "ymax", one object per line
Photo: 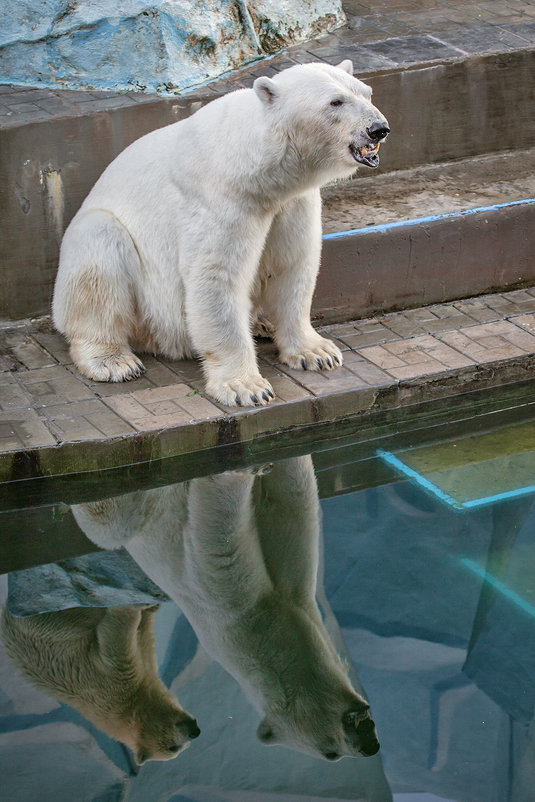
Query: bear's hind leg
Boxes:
[
  {"xmin": 53, "ymin": 210, "xmax": 145, "ymax": 382},
  {"xmin": 69, "ymin": 338, "xmax": 144, "ymax": 384}
]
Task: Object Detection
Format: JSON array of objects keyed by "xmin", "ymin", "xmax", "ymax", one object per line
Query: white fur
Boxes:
[
  {"xmin": 72, "ymin": 457, "xmax": 379, "ymax": 761},
  {"xmin": 53, "ymin": 60, "xmax": 388, "ymax": 406},
  {"xmin": 1, "ymin": 604, "xmax": 199, "ymax": 764}
]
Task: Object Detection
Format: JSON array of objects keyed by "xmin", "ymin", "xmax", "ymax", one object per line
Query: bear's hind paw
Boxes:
[{"xmin": 70, "ymin": 340, "xmax": 145, "ymax": 383}]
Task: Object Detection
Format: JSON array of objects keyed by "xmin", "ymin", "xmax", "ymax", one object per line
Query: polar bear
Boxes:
[
  {"xmin": 52, "ymin": 60, "xmax": 389, "ymax": 406},
  {"xmin": 1, "ymin": 603, "xmax": 200, "ymax": 764},
  {"xmin": 72, "ymin": 457, "xmax": 380, "ymax": 761}
]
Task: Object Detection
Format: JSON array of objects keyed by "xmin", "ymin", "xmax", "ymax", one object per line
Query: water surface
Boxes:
[{"xmin": 1, "ymin": 415, "xmax": 534, "ymax": 802}]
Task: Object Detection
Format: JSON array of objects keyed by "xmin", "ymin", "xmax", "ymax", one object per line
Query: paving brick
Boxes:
[
  {"xmin": 5, "ymin": 333, "xmax": 57, "ymax": 369},
  {"xmin": 361, "ymin": 34, "xmax": 465, "ymax": 64},
  {"xmin": 102, "ymin": 382, "xmax": 220, "ymax": 430},
  {"xmin": 357, "ymin": 334, "xmax": 475, "ymax": 379},
  {"xmin": 402, "ymin": 307, "xmax": 442, "ymax": 322},
  {"xmin": 505, "ymin": 288, "xmax": 535, "ymax": 305},
  {"xmin": 505, "ymin": 21, "xmax": 535, "ymax": 40},
  {"xmin": 17, "ymin": 365, "xmax": 93, "ymax": 405},
  {"xmin": 451, "ymin": 298, "xmax": 502, "ymax": 323},
  {"xmin": 31, "ymin": 330, "xmax": 72, "ymax": 364},
  {"xmin": 381, "ymin": 304, "xmax": 477, "ymax": 335},
  {"xmin": 423, "ymin": 313, "xmax": 480, "ymax": 332},
  {"xmin": 269, "ymin": 375, "xmax": 313, "ymax": 401},
  {"xmin": 248, "ymin": 363, "xmax": 312, "ymax": 401},
  {"xmin": 438, "ymin": 320, "xmax": 535, "ymax": 361},
  {"xmin": 102, "ymin": 394, "xmax": 149, "ymax": 420},
  {"xmin": 0, "ymin": 355, "xmax": 17, "ymax": 372},
  {"xmin": 175, "ymin": 391, "xmax": 222, "ymax": 420},
  {"xmin": 438, "ymin": 23, "xmax": 531, "ymax": 52},
  {"xmin": 381, "ymin": 314, "xmax": 427, "ymax": 338},
  {"xmin": 323, "ymin": 320, "xmax": 395, "ymax": 348},
  {"xmin": 44, "ymin": 398, "xmax": 135, "ymax": 441},
  {"xmin": 342, "ymin": 349, "xmax": 395, "ymax": 385},
  {"xmin": 129, "ymin": 383, "xmax": 195, "ymax": 405},
  {"xmin": 129, "ymin": 409, "xmax": 196, "ymax": 432},
  {"xmin": 0, "ymin": 409, "xmax": 56, "ymax": 452},
  {"xmin": 4, "ymin": 102, "xmax": 42, "ymax": 114},
  {"xmin": 507, "ymin": 313, "xmax": 535, "ymax": 336},
  {"xmin": 277, "ymin": 361, "xmax": 390, "ymax": 394},
  {"xmin": 0, "ymin": 376, "xmax": 31, "ymax": 410},
  {"xmin": 161, "ymin": 357, "xmax": 206, "ymax": 383},
  {"xmin": 478, "ymin": 293, "xmax": 535, "ymax": 316}
]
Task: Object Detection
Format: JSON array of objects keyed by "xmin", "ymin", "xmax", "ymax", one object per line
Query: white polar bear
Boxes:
[
  {"xmin": 72, "ymin": 457, "xmax": 380, "ymax": 761},
  {"xmin": 52, "ymin": 60, "xmax": 389, "ymax": 407},
  {"xmin": 1, "ymin": 604, "xmax": 200, "ymax": 764}
]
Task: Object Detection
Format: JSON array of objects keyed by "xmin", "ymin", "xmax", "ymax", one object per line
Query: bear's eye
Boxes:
[{"xmin": 330, "ymin": 98, "xmax": 344, "ymax": 108}]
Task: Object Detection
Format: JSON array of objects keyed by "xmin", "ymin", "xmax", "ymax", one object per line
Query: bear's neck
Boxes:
[{"xmin": 248, "ymin": 135, "xmax": 328, "ymax": 207}]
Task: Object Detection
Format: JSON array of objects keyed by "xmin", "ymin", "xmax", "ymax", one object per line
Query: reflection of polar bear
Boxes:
[
  {"xmin": 73, "ymin": 457, "xmax": 380, "ymax": 761},
  {"xmin": 52, "ymin": 60, "xmax": 389, "ymax": 407},
  {"xmin": 1, "ymin": 604, "xmax": 200, "ymax": 764}
]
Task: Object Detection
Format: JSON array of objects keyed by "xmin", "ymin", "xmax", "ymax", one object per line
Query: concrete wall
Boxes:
[{"xmin": 1, "ymin": 48, "xmax": 535, "ymax": 321}]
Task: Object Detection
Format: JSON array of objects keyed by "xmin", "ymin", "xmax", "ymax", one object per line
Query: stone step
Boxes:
[{"xmin": 316, "ymin": 147, "xmax": 535, "ymax": 323}]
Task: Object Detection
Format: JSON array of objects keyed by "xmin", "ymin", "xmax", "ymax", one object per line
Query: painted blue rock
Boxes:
[{"xmin": 0, "ymin": 1, "xmax": 345, "ymax": 93}]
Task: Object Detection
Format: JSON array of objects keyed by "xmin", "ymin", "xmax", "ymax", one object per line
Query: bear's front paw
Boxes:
[
  {"xmin": 206, "ymin": 375, "xmax": 275, "ymax": 407},
  {"xmin": 281, "ymin": 337, "xmax": 343, "ymax": 372}
]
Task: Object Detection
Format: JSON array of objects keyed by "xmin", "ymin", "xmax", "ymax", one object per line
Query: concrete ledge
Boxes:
[
  {"xmin": 316, "ymin": 198, "xmax": 535, "ymax": 323},
  {"xmin": 3, "ymin": 287, "xmax": 535, "ymax": 484}
]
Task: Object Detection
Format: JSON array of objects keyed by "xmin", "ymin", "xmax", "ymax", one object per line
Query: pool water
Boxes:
[{"xmin": 1, "ymin": 413, "xmax": 535, "ymax": 802}]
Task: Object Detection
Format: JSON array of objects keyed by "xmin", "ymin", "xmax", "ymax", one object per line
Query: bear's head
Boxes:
[
  {"xmin": 256, "ymin": 687, "xmax": 380, "ymax": 762},
  {"xmin": 120, "ymin": 691, "xmax": 201, "ymax": 765},
  {"xmin": 250, "ymin": 610, "xmax": 380, "ymax": 761},
  {"xmin": 253, "ymin": 60, "xmax": 389, "ymax": 184}
]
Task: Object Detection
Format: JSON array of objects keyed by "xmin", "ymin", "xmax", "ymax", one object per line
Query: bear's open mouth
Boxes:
[{"xmin": 349, "ymin": 142, "xmax": 381, "ymax": 168}]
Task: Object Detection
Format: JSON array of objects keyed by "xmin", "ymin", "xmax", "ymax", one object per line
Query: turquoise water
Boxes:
[{"xmin": 1, "ymin": 416, "xmax": 535, "ymax": 801}]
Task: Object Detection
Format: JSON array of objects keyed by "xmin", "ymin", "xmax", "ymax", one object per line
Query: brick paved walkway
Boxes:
[
  {"xmin": 2, "ymin": 1, "xmax": 535, "ymax": 479},
  {"xmin": 2, "ymin": 287, "xmax": 535, "ymax": 479},
  {"xmin": 1, "ymin": 0, "xmax": 535, "ymax": 128}
]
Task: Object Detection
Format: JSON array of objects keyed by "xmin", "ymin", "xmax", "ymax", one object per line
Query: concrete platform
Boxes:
[{"xmin": 3, "ymin": 286, "xmax": 535, "ymax": 483}]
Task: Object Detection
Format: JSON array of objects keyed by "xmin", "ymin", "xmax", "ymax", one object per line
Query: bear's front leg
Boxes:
[
  {"xmin": 259, "ymin": 191, "xmax": 343, "ymax": 372},
  {"xmin": 184, "ymin": 226, "xmax": 275, "ymax": 407}
]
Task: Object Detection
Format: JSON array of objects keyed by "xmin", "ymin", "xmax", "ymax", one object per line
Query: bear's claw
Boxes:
[
  {"xmin": 207, "ymin": 376, "xmax": 275, "ymax": 408},
  {"xmin": 70, "ymin": 340, "xmax": 146, "ymax": 383},
  {"xmin": 281, "ymin": 337, "xmax": 343, "ymax": 372}
]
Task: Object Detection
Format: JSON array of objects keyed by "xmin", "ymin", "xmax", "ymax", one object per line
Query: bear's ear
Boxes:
[
  {"xmin": 337, "ymin": 59, "xmax": 354, "ymax": 75},
  {"xmin": 254, "ymin": 76, "xmax": 279, "ymax": 105},
  {"xmin": 257, "ymin": 717, "xmax": 278, "ymax": 743}
]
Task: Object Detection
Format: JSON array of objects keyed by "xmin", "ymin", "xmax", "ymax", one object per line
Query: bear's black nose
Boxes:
[
  {"xmin": 367, "ymin": 122, "xmax": 390, "ymax": 141},
  {"xmin": 187, "ymin": 719, "xmax": 201, "ymax": 739}
]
